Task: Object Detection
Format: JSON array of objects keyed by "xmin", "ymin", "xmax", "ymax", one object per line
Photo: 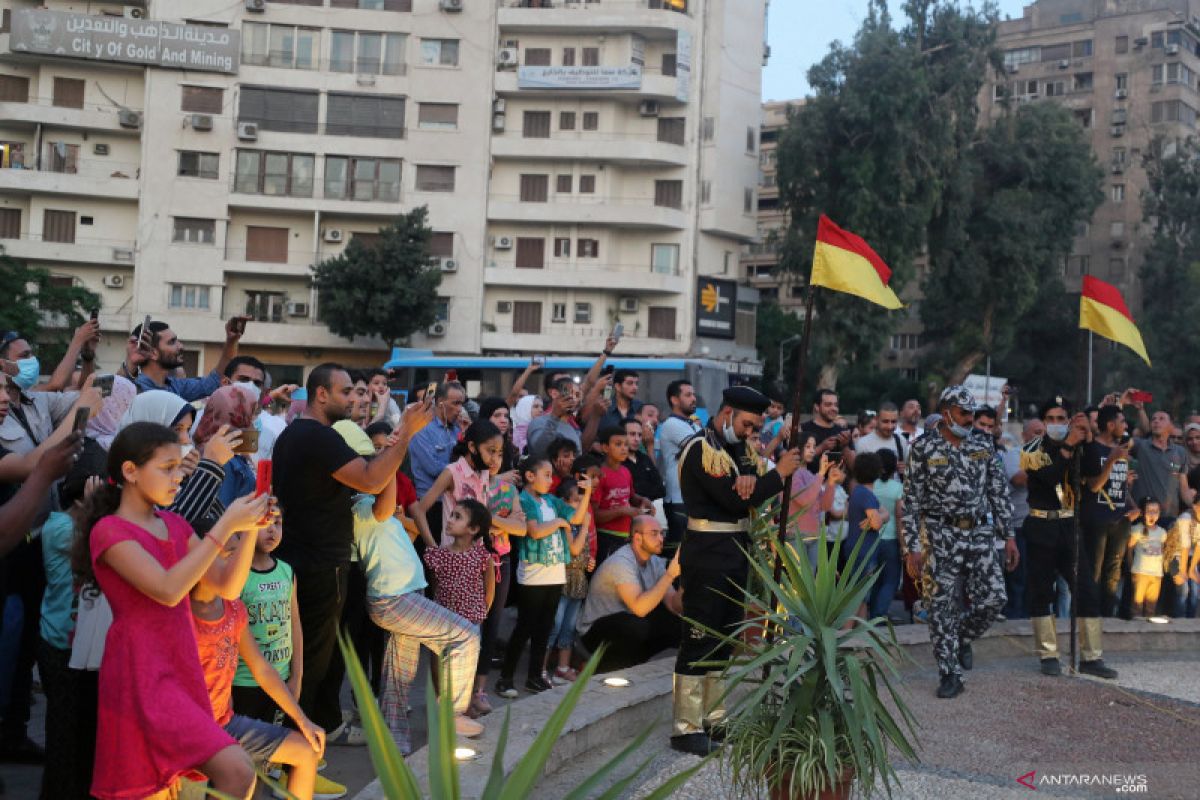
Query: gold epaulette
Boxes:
[
  {"xmin": 1019, "ymin": 448, "xmax": 1051, "ymax": 472},
  {"xmin": 679, "ymin": 434, "xmax": 738, "ymax": 479}
]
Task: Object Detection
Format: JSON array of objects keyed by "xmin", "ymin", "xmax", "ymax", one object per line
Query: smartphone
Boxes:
[
  {"xmin": 532, "ymin": 355, "xmax": 546, "ymax": 367},
  {"xmin": 89, "ymin": 308, "xmax": 99, "ymax": 322},
  {"xmin": 1119, "ymin": 432, "xmax": 1133, "ymax": 447},
  {"xmin": 233, "ymin": 427, "xmax": 259, "ymax": 455},
  {"xmin": 94, "ymin": 374, "xmax": 114, "ymax": 399},
  {"xmin": 603, "ymin": 384, "xmax": 613, "ymax": 402},
  {"xmin": 73, "ymin": 407, "xmax": 90, "ymax": 435},
  {"xmin": 255, "ymin": 459, "xmax": 273, "ymax": 497},
  {"xmin": 828, "ymin": 450, "xmax": 843, "ymax": 465},
  {"xmin": 611, "ymin": 322, "xmax": 624, "ymax": 342},
  {"xmin": 602, "ymin": 364, "xmax": 615, "ymax": 377},
  {"xmin": 137, "ymin": 314, "xmax": 152, "ymax": 350},
  {"xmin": 1130, "ymin": 390, "xmax": 1153, "ymax": 404},
  {"xmin": 231, "ymin": 316, "xmax": 247, "ymax": 336},
  {"xmin": 426, "ymin": 381, "xmax": 438, "ymax": 402}
]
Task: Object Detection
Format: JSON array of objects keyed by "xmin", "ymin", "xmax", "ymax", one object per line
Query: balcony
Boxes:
[
  {"xmin": 227, "ymin": 176, "xmax": 403, "ymax": 216},
  {"xmin": 0, "ymin": 97, "xmax": 144, "ymax": 136},
  {"xmin": 491, "ymin": 130, "xmax": 688, "ymax": 167},
  {"xmin": 488, "ymin": 194, "xmax": 687, "ymax": 229},
  {"xmin": 494, "ymin": 67, "xmax": 683, "ymax": 103},
  {"xmin": 498, "ymin": 0, "xmax": 692, "ymax": 36},
  {"xmin": 482, "ymin": 324, "xmax": 684, "ymax": 355},
  {"xmin": 167, "ymin": 313, "xmax": 378, "ymax": 350},
  {"xmin": 0, "ymin": 159, "xmax": 139, "ymax": 200},
  {"xmin": 0, "ymin": 232, "xmax": 136, "ymax": 266},
  {"xmin": 485, "ymin": 261, "xmax": 685, "ymax": 293}
]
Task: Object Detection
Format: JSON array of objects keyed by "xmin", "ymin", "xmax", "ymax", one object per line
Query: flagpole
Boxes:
[
  {"xmin": 1069, "ymin": 326, "xmax": 1089, "ymax": 674},
  {"xmin": 1087, "ymin": 331, "xmax": 1094, "ymax": 404}
]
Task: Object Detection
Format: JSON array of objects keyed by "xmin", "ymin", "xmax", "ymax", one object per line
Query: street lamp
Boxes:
[{"xmin": 777, "ymin": 334, "xmax": 803, "ymax": 384}]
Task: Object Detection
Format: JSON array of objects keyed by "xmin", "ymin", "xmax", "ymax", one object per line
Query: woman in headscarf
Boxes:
[
  {"xmin": 192, "ymin": 385, "xmax": 257, "ymax": 509},
  {"xmin": 478, "ymin": 396, "xmax": 520, "ymax": 473},
  {"xmin": 84, "ymin": 375, "xmax": 136, "ymax": 452},
  {"xmin": 511, "ymin": 394, "xmax": 543, "ymax": 455}
]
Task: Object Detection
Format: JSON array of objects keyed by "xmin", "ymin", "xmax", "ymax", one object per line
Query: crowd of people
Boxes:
[{"xmin": 3, "ymin": 313, "xmax": 1198, "ymax": 794}]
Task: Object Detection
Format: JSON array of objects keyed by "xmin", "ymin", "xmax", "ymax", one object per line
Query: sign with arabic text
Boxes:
[
  {"xmin": 696, "ymin": 278, "xmax": 737, "ymax": 340},
  {"xmin": 517, "ymin": 65, "xmax": 641, "ymax": 90},
  {"xmin": 10, "ymin": 9, "xmax": 240, "ymax": 74}
]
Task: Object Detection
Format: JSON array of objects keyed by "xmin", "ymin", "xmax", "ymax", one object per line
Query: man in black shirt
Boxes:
[
  {"xmin": 801, "ymin": 388, "xmax": 853, "ymax": 472},
  {"xmin": 1081, "ymin": 406, "xmax": 1135, "ymax": 617},
  {"xmin": 623, "ymin": 418, "xmax": 664, "ymax": 503},
  {"xmin": 272, "ymin": 362, "xmax": 431, "ymax": 736}
]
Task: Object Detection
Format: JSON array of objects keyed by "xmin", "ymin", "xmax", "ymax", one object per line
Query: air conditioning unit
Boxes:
[
  {"xmin": 356, "ymin": 74, "xmax": 377, "ymax": 87},
  {"xmin": 245, "ymin": 0, "xmax": 266, "ymax": 12},
  {"xmin": 618, "ymin": 296, "xmax": 639, "ymax": 313},
  {"xmin": 1167, "ymin": 43, "xmax": 1180, "ymax": 55},
  {"xmin": 497, "ymin": 48, "xmax": 519, "ymax": 67},
  {"xmin": 427, "ymin": 322, "xmax": 447, "ymax": 337},
  {"xmin": 1115, "ymin": 88, "xmax": 1128, "ymax": 100},
  {"xmin": 237, "ymin": 121, "xmax": 259, "ymax": 141},
  {"xmin": 1110, "ymin": 125, "xmax": 1125, "ymax": 137},
  {"xmin": 439, "ymin": 257, "xmax": 459, "ymax": 272},
  {"xmin": 102, "ymin": 274, "xmax": 125, "ymax": 288},
  {"xmin": 287, "ymin": 301, "xmax": 309, "ymax": 317},
  {"xmin": 111, "ymin": 248, "xmax": 134, "ymax": 263},
  {"xmin": 638, "ymin": 100, "xmax": 660, "ymax": 117},
  {"xmin": 324, "ymin": 229, "xmax": 345, "ymax": 243},
  {"xmin": 1057, "ymin": 59, "xmax": 1070, "ymax": 69},
  {"xmin": 123, "ymin": 6, "xmax": 145, "ymax": 19},
  {"xmin": 93, "ymin": 143, "xmax": 110, "ymax": 156},
  {"xmin": 494, "ymin": 235, "xmax": 514, "ymax": 250},
  {"xmin": 118, "ymin": 109, "xmax": 141, "ymax": 129},
  {"xmin": 190, "ymin": 114, "xmax": 213, "ymax": 131},
  {"xmin": 496, "ymin": 301, "xmax": 513, "ymax": 313},
  {"xmin": 493, "ymin": 98, "xmax": 507, "ymax": 114},
  {"xmin": 492, "ymin": 113, "xmax": 506, "ymax": 132},
  {"xmin": 1112, "ymin": 163, "xmax": 1126, "ymax": 174},
  {"xmin": 1006, "ymin": 64, "xmax": 1020, "ymax": 74},
  {"xmin": 439, "ymin": 0, "xmax": 464, "ymax": 10},
  {"xmin": 1134, "ymin": 37, "xmax": 1149, "ymax": 48}
]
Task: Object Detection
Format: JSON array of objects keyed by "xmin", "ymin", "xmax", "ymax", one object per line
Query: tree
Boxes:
[
  {"xmin": 0, "ymin": 251, "xmax": 100, "ymax": 363},
  {"xmin": 921, "ymin": 101, "xmax": 1103, "ymax": 387},
  {"xmin": 754, "ymin": 301, "xmax": 809, "ymax": 398},
  {"xmin": 775, "ymin": 0, "xmax": 1000, "ymax": 388},
  {"xmin": 311, "ymin": 207, "xmax": 442, "ymax": 349}
]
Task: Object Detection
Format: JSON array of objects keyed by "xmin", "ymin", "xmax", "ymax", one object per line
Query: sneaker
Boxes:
[
  {"xmin": 669, "ymin": 733, "xmax": 720, "ymax": 756},
  {"xmin": 455, "ymin": 714, "xmax": 484, "ymax": 738},
  {"xmin": 328, "ymin": 723, "xmax": 367, "ymax": 747},
  {"xmin": 1079, "ymin": 659, "xmax": 1118, "ymax": 680},
  {"xmin": 313, "ymin": 774, "xmax": 348, "ymax": 800},
  {"xmin": 468, "ymin": 690, "xmax": 493, "ymax": 718},
  {"xmin": 525, "ymin": 675, "xmax": 553, "ymax": 693},
  {"xmin": 553, "ymin": 666, "xmax": 579, "ymax": 683},
  {"xmin": 495, "ymin": 679, "xmax": 519, "ymax": 699}
]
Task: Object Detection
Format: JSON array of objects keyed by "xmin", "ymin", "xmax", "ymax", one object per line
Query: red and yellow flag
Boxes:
[
  {"xmin": 810, "ymin": 214, "xmax": 903, "ymax": 309},
  {"xmin": 1079, "ymin": 275, "xmax": 1151, "ymax": 366}
]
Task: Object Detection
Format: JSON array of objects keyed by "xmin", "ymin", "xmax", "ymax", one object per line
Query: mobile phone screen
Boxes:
[
  {"xmin": 90, "ymin": 308, "xmax": 99, "ymax": 322},
  {"xmin": 611, "ymin": 322, "xmax": 624, "ymax": 341},
  {"xmin": 73, "ymin": 407, "xmax": 90, "ymax": 435},
  {"xmin": 138, "ymin": 314, "xmax": 152, "ymax": 349},
  {"xmin": 426, "ymin": 382, "xmax": 437, "ymax": 401},
  {"xmin": 255, "ymin": 460, "xmax": 272, "ymax": 497}
]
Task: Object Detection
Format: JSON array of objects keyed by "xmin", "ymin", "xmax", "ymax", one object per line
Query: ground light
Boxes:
[
  {"xmin": 454, "ymin": 747, "xmax": 480, "ymax": 761},
  {"xmin": 602, "ymin": 677, "xmax": 631, "ymax": 688},
  {"xmin": 1148, "ymin": 615, "xmax": 1170, "ymax": 624}
]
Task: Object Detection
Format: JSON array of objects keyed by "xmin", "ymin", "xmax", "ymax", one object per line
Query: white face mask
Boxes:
[
  {"xmin": 234, "ymin": 381, "xmax": 262, "ymax": 403},
  {"xmin": 179, "ymin": 444, "xmax": 195, "ymax": 460},
  {"xmin": 723, "ymin": 419, "xmax": 740, "ymax": 445}
]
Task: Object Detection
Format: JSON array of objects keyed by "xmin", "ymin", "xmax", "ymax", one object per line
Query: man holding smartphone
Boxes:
[{"xmin": 126, "ymin": 316, "xmax": 249, "ymax": 402}]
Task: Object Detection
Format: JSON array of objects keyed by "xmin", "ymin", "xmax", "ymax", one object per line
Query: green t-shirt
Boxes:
[{"xmin": 233, "ymin": 557, "xmax": 294, "ymax": 686}]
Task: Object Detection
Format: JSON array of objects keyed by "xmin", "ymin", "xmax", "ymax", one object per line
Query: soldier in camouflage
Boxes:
[{"xmin": 903, "ymin": 385, "xmax": 1017, "ymax": 699}]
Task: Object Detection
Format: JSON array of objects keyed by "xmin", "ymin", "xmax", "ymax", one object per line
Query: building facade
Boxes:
[{"xmin": 0, "ymin": 0, "xmax": 766, "ymax": 382}]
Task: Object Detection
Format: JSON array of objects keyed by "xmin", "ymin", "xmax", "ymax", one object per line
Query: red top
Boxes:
[
  {"xmin": 396, "ymin": 470, "xmax": 418, "ymax": 509},
  {"xmin": 594, "ymin": 464, "xmax": 634, "ymax": 536},
  {"xmin": 423, "ymin": 541, "xmax": 491, "ymax": 624},
  {"xmin": 193, "ymin": 598, "xmax": 250, "ymax": 726}
]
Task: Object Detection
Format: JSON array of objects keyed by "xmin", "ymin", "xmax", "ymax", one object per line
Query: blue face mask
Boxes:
[
  {"xmin": 947, "ymin": 418, "xmax": 972, "ymax": 438},
  {"xmin": 13, "ymin": 357, "xmax": 39, "ymax": 391},
  {"xmin": 1045, "ymin": 423, "xmax": 1069, "ymax": 441}
]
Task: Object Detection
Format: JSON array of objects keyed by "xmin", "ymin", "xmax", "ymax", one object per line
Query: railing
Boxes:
[
  {"xmin": 490, "ymin": 259, "xmax": 680, "ymax": 276},
  {"xmin": 489, "ymin": 192, "xmax": 682, "ymax": 210},
  {"xmin": 501, "ymin": 0, "xmax": 690, "ymax": 13},
  {"xmin": 227, "ymin": 173, "xmax": 402, "ymax": 204},
  {"xmin": 0, "ymin": 93, "xmax": 145, "ymax": 118},
  {"xmin": 496, "ymin": 128, "xmax": 685, "ymax": 146},
  {"xmin": 484, "ymin": 322, "xmax": 684, "ymax": 342},
  {"xmin": 0, "ymin": 231, "xmax": 136, "ymax": 252},
  {"xmin": 241, "ymin": 52, "xmax": 409, "ymax": 76},
  {"xmin": 6, "ymin": 157, "xmax": 141, "ymax": 181}
]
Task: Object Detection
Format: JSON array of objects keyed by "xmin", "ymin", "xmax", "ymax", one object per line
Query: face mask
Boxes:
[
  {"xmin": 1045, "ymin": 423, "xmax": 1069, "ymax": 441},
  {"xmin": 234, "ymin": 381, "xmax": 262, "ymax": 403},
  {"xmin": 947, "ymin": 420, "xmax": 972, "ymax": 439},
  {"xmin": 723, "ymin": 420, "xmax": 740, "ymax": 445},
  {"xmin": 13, "ymin": 357, "xmax": 39, "ymax": 391},
  {"xmin": 179, "ymin": 444, "xmax": 195, "ymax": 460}
]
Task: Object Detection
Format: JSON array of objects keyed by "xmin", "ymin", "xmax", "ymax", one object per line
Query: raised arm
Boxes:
[
  {"xmin": 333, "ymin": 400, "xmax": 433, "ymax": 493},
  {"xmin": 506, "ymin": 362, "xmax": 540, "ymax": 409}
]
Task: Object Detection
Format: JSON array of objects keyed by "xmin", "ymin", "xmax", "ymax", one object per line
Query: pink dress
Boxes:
[
  {"xmin": 440, "ymin": 457, "xmax": 489, "ymax": 546},
  {"xmin": 90, "ymin": 512, "xmax": 236, "ymax": 799}
]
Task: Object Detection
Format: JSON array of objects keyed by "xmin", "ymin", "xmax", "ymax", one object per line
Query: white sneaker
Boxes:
[{"xmin": 328, "ymin": 723, "xmax": 367, "ymax": 746}]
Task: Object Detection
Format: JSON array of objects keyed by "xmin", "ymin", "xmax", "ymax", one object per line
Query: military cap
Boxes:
[
  {"xmin": 1038, "ymin": 395, "xmax": 1073, "ymax": 419},
  {"xmin": 938, "ymin": 384, "xmax": 978, "ymax": 413},
  {"xmin": 722, "ymin": 385, "xmax": 772, "ymax": 415}
]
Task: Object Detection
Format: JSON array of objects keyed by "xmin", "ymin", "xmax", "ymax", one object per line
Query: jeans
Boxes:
[
  {"xmin": 548, "ymin": 595, "xmax": 583, "ymax": 651},
  {"xmin": 869, "ymin": 539, "xmax": 902, "ymax": 619},
  {"xmin": 580, "ymin": 605, "xmax": 680, "ymax": 672},
  {"xmin": 1169, "ymin": 577, "xmax": 1199, "ymax": 618},
  {"xmin": 478, "ymin": 552, "xmax": 512, "ymax": 676},
  {"xmin": 1003, "ymin": 530, "xmax": 1029, "ymax": 619}
]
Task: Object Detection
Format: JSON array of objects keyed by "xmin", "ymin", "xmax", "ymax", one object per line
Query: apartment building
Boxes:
[
  {"xmin": 0, "ymin": 0, "xmax": 767, "ymax": 382},
  {"xmin": 741, "ymin": 99, "xmax": 791, "ymax": 308}
]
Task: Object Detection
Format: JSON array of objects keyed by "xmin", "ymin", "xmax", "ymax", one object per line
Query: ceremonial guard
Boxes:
[
  {"xmin": 670, "ymin": 386, "xmax": 801, "ymax": 756},
  {"xmin": 903, "ymin": 386, "xmax": 1015, "ymax": 699},
  {"xmin": 1023, "ymin": 398, "xmax": 1118, "ymax": 679}
]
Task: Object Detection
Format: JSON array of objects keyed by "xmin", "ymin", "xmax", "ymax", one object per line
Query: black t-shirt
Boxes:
[
  {"xmin": 1081, "ymin": 441, "xmax": 1130, "ymax": 525},
  {"xmin": 272, "ymin": 418, "xmax": 360, "ymax": 571},
  {"xmin": 800, "ymin": 420, "xmax": 848, "ymax": 471}
]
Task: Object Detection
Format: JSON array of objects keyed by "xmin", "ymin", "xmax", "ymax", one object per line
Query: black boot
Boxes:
[
  {"xmin": 1040, "ymin": 658, "xmax": 1062, "ymax": 676},
  {"xmin": 670, "ymin": 732, "xmax": 720, "ymax": 756},
  {"xmin": 1079, "ymin": 659, "xmax": 1118, "ymax": 679},
  {"xmin": 958, "ymin": 641, "xmax": 973, "ymax": 671},
  {"xmin": 936, "ymin": 673, "xmax": 964, "ymax": 699}
]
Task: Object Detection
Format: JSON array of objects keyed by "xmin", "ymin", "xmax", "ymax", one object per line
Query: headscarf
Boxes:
[
  {"xmin": 478, "ymin": 397, "xmax": 509, "ymax": 428},
  {"xmin": 512, "ymin": 394, "xmax": 541, "ymax": 452},
  {"xmin": 120, "ymin": 390, "xmax": 190, "ymax": 430},
  {"xmin": 193, "ymin": 385, "xmax": 257, "ymax": 448},
  {"xmin": 86, "ymin": 375, "xmax": 137, "ymax": 450}
]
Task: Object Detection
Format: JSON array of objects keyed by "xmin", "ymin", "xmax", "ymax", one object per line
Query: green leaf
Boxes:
[
  {"xmin": 424, "ymin": 660, "xmax": 460, "ymax": 800},
  {"xmin": 560, "ymin": 723, "xmax": 656, "ymax": 800}
]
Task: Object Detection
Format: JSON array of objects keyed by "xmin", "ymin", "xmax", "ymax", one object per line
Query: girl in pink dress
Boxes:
[{"xmin": 76, "ymin": 421, "xmax": 271, "ymax": 799}]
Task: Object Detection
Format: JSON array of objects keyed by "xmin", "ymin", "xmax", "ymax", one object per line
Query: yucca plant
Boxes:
[
  {"xmin": 699, "ymin": 534, "xmax": 919, "ymax": 799},
  {"xmin": 334, "ymin": 631, "xmax": 710, "ymax": 799}
]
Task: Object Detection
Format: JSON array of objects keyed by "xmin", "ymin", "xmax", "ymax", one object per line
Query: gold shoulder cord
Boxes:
[{"xmin": 918, "ymin": 516, "xmax": 937, "ymax": 606}]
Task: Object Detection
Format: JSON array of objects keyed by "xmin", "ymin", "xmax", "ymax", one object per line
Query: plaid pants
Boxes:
[{"xmin": 368, "ymin": 591, "xmax": 479, "ymax": 754}]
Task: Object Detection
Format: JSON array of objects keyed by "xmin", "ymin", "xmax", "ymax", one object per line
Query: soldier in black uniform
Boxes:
[
  {"xmin": 670, "ymin": 386, "xmax": 802, "ymax": 756},
  {"xmin": 1023, "ymin": 397, "xmax": 1118, "ymax": 679}
]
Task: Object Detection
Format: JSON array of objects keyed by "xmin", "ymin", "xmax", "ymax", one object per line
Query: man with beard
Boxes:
[
  {"xmin": 658, "ymin": 380, "xmax": 702, "ymax": 556},
  {"xmin": 272, "ymin": 363, "xmax": 433, "ymax": 738},
  {"xmin": 129, "ymin": 316, "xmax": 248, "ymax": 401},
  {"xmin": 899, "ymin": 398, "xmax": 924, "ymax": 446},
  {"xmin": 671, "ymin": 386, "xmax": 801, "ymax": 756}
]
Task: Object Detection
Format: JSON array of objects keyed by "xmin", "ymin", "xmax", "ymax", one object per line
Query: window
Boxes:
[
  {"xmin": 582, "ymin": 47, "xmax": 600, "ymax": 66},
  {"xmin": 418, "ymin": 103, "xmax": 458, "ymax": 130},
  {"xmin": 648, "ymin": 306, "xmax": 676, "ymax": 340},
  {"xmin": 1073, "ymin": 40, "xmax": 1093, "ymax": 58},
  {"xmin": 515, "ymin": 237, "xmax": 544, "ymax": 268},
  {"xmin": 324, "ymin": 156, "xmax": 401, "ymax": 201},
  {"xmin": 1151, "ymin": 100, "xmax": 1199, "ymax": 127},
  {"xmin": 578, "ymin": 238, "xmax": 599, "ymax": 258},
  {"xmin": 746, "ymin": 126, "xmax": 757, "ymax": 153},
  {"xmin": 1065, "ymin": 255, "xmax": 1089, "ymax": 277},
  {"xmin": 234, "ymin": 150, "xmax": 315, "ymax": 197},
  {"xmin": 51, "ymin": 77, "xmax": 85, "ymax": 109},
  {"xmin": 551, "ymin": 303, "xmax": 567, "ymax": 323},
  {"xmin": 0, "ymin": 75, "xmax": 29, "ymax": 102},
  {"xmin": 520, "ymin": 174, "xmax": 549, "ymax": 202},
  {"xmin": 562, "ymin": 47, "xmax": 576, "ymax": 66},
  {"xmin": 330, "ymin": 30, "xmax": 406, "ymax": 74},
  {"xmin": 1074, "ymin": 108, "xmax": 1092, "ymax": 128},
  {"xmin": 554, "ymin": 237, "xmax": 570, "ymax": 257},
  {"xmin": 1115, "ymin": 35, "xmax": 1129, "ymax": 54},
  {"xmin": 700, "ymin": 179, "xmax": 712, "ymax": 204},
  {"xmin": 651, "ymin": 243, "xmax": 679, "ymax": 274},
  {"xmin": 178, "ymin": 151, "xmax": 219, "ymax": 180},
  {"xmin": 1110, "ymin": 221, "xmax": 1125, "ymax": 237},
  {"xmin": 430, "ymin": 232, "xmax": 453, "ymax": 257},
  {"xmin": 182, "ymin": 85, "xmax": 223, "ymax": 113},
  {"xmin": 574, "ymin": 303, "xmax": 592, "ymax": 324},
  {"xmin": 556, "ymin": 174, "xmax": 573, "ymax": 193},
  {"xmin": 326, "ymin": 93, "xmax": 405, "ymax": 138},
  {"xmin": 0, "ymin": 208, "xmax": 19, "ymax": 239},
  {"xmin": 523, "ymin": 110, "xmax": 551, "ymax": 138},
  {"xmin": 1045, "ymin": 80, "xmax": 1065, "ymax": 96},
  {"xmin": 239, "ymin": 86, "xmax": 318, "ymax": 133},
  {"xmin": 433, "ymin": 298, "xmax": 449, "ymax": 322},
  {"xmin": 169, "ymin": 284, "xmax": 211, "ymax": 310},
  {"xmin": 43, "ymin": 210, "xmax": 75, "ymax": 243},
  {"xmin": 330, "ymin": 0, "xmax": 413, "ymax": 9},
  {"xmin": 43, "ymin": 142, "xmax": 78, "ymax": 174},
  {"xmin": 420, "ymin": 39, "xmax": 459, "ymax": 66},
  {"xmin": 655, "ymin": 180, "xmax": 683, "ymax": 209},
  {"xmin": 1108, "ymin": 257, "xmax": 1125, "ymax": 279},
  {"xmin": 173, "ymin": 217, "xmax": 216, "ymax": 244},
  {"xmin": 246, "ymin": 226, "xmax": 289, "ymax": 263},
  {"xmin": 582, "ymin": 111, "xmax": 599, "ymax": 130},
  {"xmin": 1152, "ymin": 64, "xmax": 1164, "ymax": 85},
  {"xmin": 242, "ymin": 22, "xmax": 319, "ymax": 69},
  {"xmin": 658, "ymin": 117, "xmax": 685, "ymax": 145},
  {"xmin": 245, "ymin": 290, "xmax": 286, "ymax": 323},
  {"xmin": 1166, "ymin": 62, "xmax": 1195, "ymax": 87},
  {"xmin": 1152, "ymin": 31, "xmax": 1164, "ymax": 48},
  {"xmin": 662, "ymin": 53, "xmax": 677, "ymax": 76},
  {"xmin": 1112, "ymin": 184, "xmax": 1125, "ymax": 203},
  {"xmin": 1115, "ymin": 72, "xmax": 1128, "ymax": 91},
  {"xmin": 744, "ymin": 187, "xmax": 754, "ymax": 212},
  {"xmin": 415, "ymin": 164, "xmax": 455, "ymax": 191},
  {"xmin": 524, "ymin": 48, "xmax": 551, "ymax": 66},
  {"xmin": 579, "ymin": 174, "xmax": 596, "ymax": 193},
  {"xmin": 1074, "ymin": 72, "xmax": 1093, "ymax": 91},
  {"xmin": 1003, "ymin": 47, "xmax": 1040, "ymax": 68},
  {"xmin": 1112, "ymin": 146, "xmax": 1127, "ymax": 165},
  {"xmin": 513, "ymin": 301, "xmax": 542, "ymax": 333},
  {"xmin": 559, "ymin": 111, "xmax": 576, "ymax": 130}
]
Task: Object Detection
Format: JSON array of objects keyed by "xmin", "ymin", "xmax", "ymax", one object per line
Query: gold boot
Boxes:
[
  {"xmin": 671, "ymin": 673, "xmax": 707, "ymax": 737},
  {"xmin": 702, "ymin": 671, "xmax": 727, "ymax": 740},
  {"xmin": 1078, "ymin": 618, "xmax": 1118, "ymax": 679},
  {"xmin": 1031, "ymin": 616, "xmax": 1061, "ymax": 675}
]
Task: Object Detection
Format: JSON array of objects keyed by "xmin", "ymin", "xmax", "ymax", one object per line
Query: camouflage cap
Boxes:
[{"xmin": 938, "ymin": 384, "xmax": 978, "ymax": 413}]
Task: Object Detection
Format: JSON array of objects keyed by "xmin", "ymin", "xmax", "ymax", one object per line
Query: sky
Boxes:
[{"xmin": 763, "ymin": 0, "xmax": 1030, "ymax": 101}]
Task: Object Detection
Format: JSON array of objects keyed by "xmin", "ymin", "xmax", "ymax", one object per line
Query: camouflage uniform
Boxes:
[{"xmin": 903, "ymin": 393, "xmax": 1013, "ymax": 681}]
